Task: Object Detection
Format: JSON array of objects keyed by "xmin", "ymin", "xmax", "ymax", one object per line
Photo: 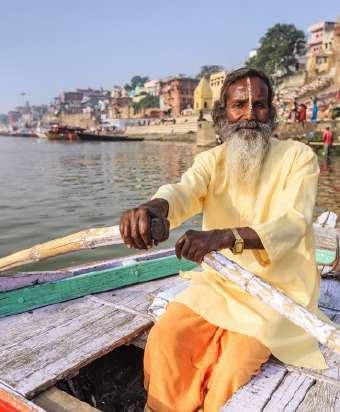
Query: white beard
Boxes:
[{"xmin": 224, "ymin": 127, "xmax": 271, "ymax": 197}]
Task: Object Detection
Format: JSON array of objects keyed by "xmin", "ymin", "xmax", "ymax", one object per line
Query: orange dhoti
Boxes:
[{"xmin": 144, "ymin": 302, "xmax": 271, "ymax": 412}]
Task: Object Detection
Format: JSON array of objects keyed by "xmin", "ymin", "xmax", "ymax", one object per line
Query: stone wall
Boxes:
[
  {"xmin": 276, "ymin": 120, "xmax": 340, "ymax": 140},
  {"xmin": 125, "ymin": 120, "xmax": 198, "ymax": 136},
  {"xmin": 189, "ymin": 120, "xmax": 340, "ymax": 146},
  {"xmin": 58, "ymin": 112, "xmax": 97, "ymax": 129}
]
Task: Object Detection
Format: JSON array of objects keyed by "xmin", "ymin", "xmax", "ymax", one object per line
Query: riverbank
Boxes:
[{"xmin": 137, "ymin": 132, "xmax": 196, "ymax": 143}]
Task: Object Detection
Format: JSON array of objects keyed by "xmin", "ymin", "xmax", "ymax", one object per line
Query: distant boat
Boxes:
[
  {"xmin": 78, "ymin": 132, "xmax": 144, "ymax": 142},
  {"xmin": 46, "ymin": 125, "xmax": 84, "ymax": 141}
]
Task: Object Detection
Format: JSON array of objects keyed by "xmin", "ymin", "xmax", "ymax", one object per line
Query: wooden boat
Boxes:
[
  {"xmin": 0, "ymin": 222, "xmax": 339, "ymax": 411},
  {"xmin": 46, "ymin": 126, "xmax": 84, "ymax": 141},
  {"xmin": 78, "ymin": 132, "xmax": 144, "ymax": 142}
]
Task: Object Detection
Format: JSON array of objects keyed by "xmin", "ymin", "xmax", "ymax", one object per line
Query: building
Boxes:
[
  {"xmin": 59, "ymin": 91, "xmax": 83, "ymax": 106},
  {"xmin": 209, "ymin": 71, "xmax": 226, "ymax": 103},
  {"xmin": 144, "ymin": 80, "xmax": 161, "ymax": 96},
  {"xmin": 160, "ymin": 76, "xmax": 198, "ymax": 116},
  {"xmin": 334, "ymin": 19, "xmax": 340, "ymax": 87},
  {"xmin": 306, "ymin": 21, "xmax": 336, "ymax": 81},
  {"xmin": 194, "ymin": 77, "xmax": 213, "ymax": 113},
  {"xmin": 108, "ymin": 97, "xmax": 132, "ymax": 119}
]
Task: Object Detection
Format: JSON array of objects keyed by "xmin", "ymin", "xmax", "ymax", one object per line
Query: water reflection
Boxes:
[{"xmin": 0, "ymin": 136, "xmax": 338, "ymax": 271}]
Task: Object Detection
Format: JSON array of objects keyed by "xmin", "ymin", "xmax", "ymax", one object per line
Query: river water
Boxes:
[{"xmin": 0, "ymin": 136, "xmax": 339, "ymax": 271}]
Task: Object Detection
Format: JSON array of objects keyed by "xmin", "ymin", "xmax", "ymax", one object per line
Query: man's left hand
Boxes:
[{"xmin": 175, "ymin": 229, "xmax": 232, "ymax": 264}]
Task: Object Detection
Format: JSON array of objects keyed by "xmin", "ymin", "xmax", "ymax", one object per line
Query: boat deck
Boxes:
[
  {"xmin": 0, "ymin": 272, "xmax": 339, "ymax": 411},
  {"xmin": 0, "ymin": 222, "xmax": 339, "ymax": 411}
]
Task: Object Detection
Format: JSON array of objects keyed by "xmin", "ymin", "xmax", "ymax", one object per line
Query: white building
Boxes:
[{"xmin": 144, "ymin": 80, "xmax": 160, "ymax": 96}]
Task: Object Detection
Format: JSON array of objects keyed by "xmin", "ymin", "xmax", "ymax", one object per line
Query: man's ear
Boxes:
[{"xmin": 269, "ymin": 104, "xmax": 277, "ymax": 126}]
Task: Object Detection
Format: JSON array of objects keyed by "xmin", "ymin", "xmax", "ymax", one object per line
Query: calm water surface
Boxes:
[{"xmin": 0, "ymin": 136, "xmax": 339, "ymax": 271}]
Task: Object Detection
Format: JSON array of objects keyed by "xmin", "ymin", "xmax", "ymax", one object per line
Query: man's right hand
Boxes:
[{"xmin": 119, "ymin": 198, "xmax": 170, "ymax": 250}]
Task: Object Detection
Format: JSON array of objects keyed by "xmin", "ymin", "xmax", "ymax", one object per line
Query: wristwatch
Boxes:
[{"xmin": 231, "ymin": 228, "xmax": 244, "ymax": 254}]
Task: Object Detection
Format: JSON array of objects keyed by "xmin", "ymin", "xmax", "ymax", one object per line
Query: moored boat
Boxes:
[
  {"xmin": 46, "ymin": 125, "xmax": 84, "ymax": 141},
  {"xmin": 0, "ymin": 216, "xmax": 338, "ymax": 411},
  {"xmin": 78, "ymin": 132, "xmax": 144, "ymax": 142}
]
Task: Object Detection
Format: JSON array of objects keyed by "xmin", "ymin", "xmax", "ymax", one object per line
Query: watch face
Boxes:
[{"xmin": 235, "ymin": 241, "xmax": 243, "ymax": 253}]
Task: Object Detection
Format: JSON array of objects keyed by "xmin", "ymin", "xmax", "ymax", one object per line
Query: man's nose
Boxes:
[{"xmin": 243, "ymin": 105, "xmax": 256, "ymax": 121}]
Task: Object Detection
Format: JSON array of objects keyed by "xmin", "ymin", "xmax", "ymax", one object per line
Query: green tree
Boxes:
[
  {"xmin": 245, "ymin": 24, "xmax": 306, "ymax": 77},
  {"xmin": 196, "ymin": 65, "xmax": 224, "ymax": 79},
  {"xmin": 139, "ymin": 94, "xmax": 160, "ymax": 109},
  {"xmin": 131, "ymin": 94, "xmax": 160, "ymax": 114},
  {"xmin": 124, "ymin": 75, "xmax": 150, "ymax": 92}
]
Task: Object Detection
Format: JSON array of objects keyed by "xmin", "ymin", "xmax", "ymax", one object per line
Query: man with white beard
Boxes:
[{"xmin": 120, "ymin": 68, "xmax": 327, "ymax": 412}]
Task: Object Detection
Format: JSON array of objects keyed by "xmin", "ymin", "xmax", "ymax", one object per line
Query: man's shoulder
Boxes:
[
  {"xmin": 194, "ymin": 143, "xmax": 225, "ymax": 165},
  {"xmin": 270, "ymin": 137, "xmax": 316, "ymax": 161}
]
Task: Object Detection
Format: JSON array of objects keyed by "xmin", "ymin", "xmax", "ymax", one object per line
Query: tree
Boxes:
[
  {"xmin": 124, "ymin": 75, "xmax": 150, "ymax": 92},
  {"xmin": 131, "ymin": 94, "xmax": 160, "ymax": 114},
  {"xmin": 196, "ymin": 65, "xmax": 224, "ymax": 79},
  {"xmin": 139, "ymin": 94, "xmax": 160, "ymax": 109},
  {"xmin": 245, "ymin": 24, "xmax": 306, "ymax": 78}
]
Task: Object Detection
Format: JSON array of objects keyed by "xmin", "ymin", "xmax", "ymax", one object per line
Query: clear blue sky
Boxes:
[{"xmin": 0, "ymin": 0, "xmax": 339, "ymax": 113}]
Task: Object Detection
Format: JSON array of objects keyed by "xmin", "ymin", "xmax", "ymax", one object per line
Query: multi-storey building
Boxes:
[
  {"xmin": 209, "ymin": 71, "xmax": 226, "ymax": 103},
  {"xmin": 334, "ymin": 19, "xmax": 340, "ymax": 87},
  {"xmin": 160, "ymin": 76, "xmax": 198, "ymax": 116},
  {"xmin": 144, "ymin": 80, "xmax": 161, "ymax": 96},
  {"xmin": 306, "ymin": 21, "xmax": 336, "ymax": 81}
]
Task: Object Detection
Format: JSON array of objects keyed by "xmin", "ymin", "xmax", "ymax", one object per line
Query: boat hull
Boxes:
[{"xmin": 78, "ymin": 133, "xmax": 144, "ymax": 142}]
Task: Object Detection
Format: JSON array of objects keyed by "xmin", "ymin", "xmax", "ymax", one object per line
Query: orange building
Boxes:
[{"xmin": 160, "ymin": 76, "xmax": 198, "ymax": 116}]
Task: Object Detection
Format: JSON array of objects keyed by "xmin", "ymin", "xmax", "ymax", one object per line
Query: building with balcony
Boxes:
[
  {"xmin": 160, "ymin": 76, "xmax": 198, "ymax": 116},
  {"xmin": 306, "ymin": 21, "xmax": 336, "ymax": 81},
  {"xmin": 334, "ymin": 19, "xmax": 340, "ymax": 87},
  {"xmin": 144, "ymin": 80, "xmax": 161, "ymax": 96},
  {"xmin": 209, "ymin": 70, "xmax": 227, "ymax": 103}
]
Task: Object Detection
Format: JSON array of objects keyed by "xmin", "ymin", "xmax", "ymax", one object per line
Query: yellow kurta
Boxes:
[{"xmin": 153, "ymin": 137, "xmax": 329, "ymax": 369}]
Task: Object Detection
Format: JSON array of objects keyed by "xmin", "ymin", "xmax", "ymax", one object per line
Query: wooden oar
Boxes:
[
  {"xmin": 0, "ymin": 218, "xmax": 339, "ymax": 353},
  {"xmin": 204, "ymin": 251, "xmax": 340, "ymax": 354},
  {"xmin": 0, "ymin": 219, "xmax": 167, "ymax": 273}
]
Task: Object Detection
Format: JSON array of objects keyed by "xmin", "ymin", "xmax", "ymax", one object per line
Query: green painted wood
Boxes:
[
  {"xmin": 0, "ymin": 256, "xmax": 197, "ymax": 317},
  {"xmin": 315, "ymin": 249, "xmax": 337, "ymax": 265}
]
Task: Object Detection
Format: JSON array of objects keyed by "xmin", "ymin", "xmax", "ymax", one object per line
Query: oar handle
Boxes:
[
  {"xmin": 0, "ymin": 217, "xmax": 170, "ymax": 273},
  {"xmin": 151, "ymin": 217, "xmax": 169, "ymax": 242}
]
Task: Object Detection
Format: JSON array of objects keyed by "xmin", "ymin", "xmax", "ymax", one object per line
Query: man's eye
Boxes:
[
  {"xmin": 254, "ymin": 102, "xmax": 266, "ymax": 109},
  {"xmin": 233, "ymin": 102, "xmax": 244, "ymax": 108}
]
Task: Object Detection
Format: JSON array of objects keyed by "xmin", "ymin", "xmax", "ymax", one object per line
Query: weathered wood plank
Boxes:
[
  {"xmin": 34, "ymin": 387, "xmax": 100, "ymax": 412},
  {"xmin": 97, "ymin": 274, "xmax": 185, "ymax": 314},
  {"xmin": 0, "ymin": 297, "xmax": 152, "ymax": 398},
  {"xmin": 262, "ymin": 372, "xmax": 315, "ymax": 411},
  {"xmin": 0, "ymin": 381, "xmax": 46, "ymax": 411},
  {"xmin": 0, "ymin": 254, "xmax": 196, "ymax": 317},
  {"xmin": 0, "ymin": 274, "xmax": 184, "ymax": 400},
  {"xmin": 221, "ymin": 362, "xmax": 287, "ymax": 411},
  {"xmin": 285, "ymin": 315, "xmax": 340, "ymax": 388},
  {"xmin": 297, "ymin": 381, "xmax": 340, "ymax": 411}
]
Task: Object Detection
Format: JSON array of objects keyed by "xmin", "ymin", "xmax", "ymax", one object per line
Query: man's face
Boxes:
[{"xmin": 225, "ymin": 77, "xmax": 270, "ymax": 124}]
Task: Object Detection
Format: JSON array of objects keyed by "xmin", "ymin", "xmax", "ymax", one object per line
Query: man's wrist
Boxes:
[{"xmin": 139, "ymin": 198, "xmax": 169, "ymax": 219}]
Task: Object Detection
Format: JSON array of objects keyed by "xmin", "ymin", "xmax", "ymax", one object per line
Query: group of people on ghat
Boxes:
[{"xmin": 119, "ymin": 67, "xmax": 334, "ymax": 412}]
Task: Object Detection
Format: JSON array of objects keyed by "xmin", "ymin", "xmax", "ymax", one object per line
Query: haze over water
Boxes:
[{"xmin": 0, "ymin": 136, "xmax": 339, "ymax": 271}]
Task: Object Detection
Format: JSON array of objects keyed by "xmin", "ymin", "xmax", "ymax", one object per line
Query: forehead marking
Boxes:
[{"xmin": 247, "ymin": 77, "xmax": 253, "ymax": 111}]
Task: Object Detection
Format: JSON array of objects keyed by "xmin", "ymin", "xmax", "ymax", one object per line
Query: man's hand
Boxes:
[
  {"xmin": 175, "ymin": 229, "xmax": 233, "ymax": 263},
  {"xmin": 119, "ymin": 199, "xmax": 170, "ymax": 250}
]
